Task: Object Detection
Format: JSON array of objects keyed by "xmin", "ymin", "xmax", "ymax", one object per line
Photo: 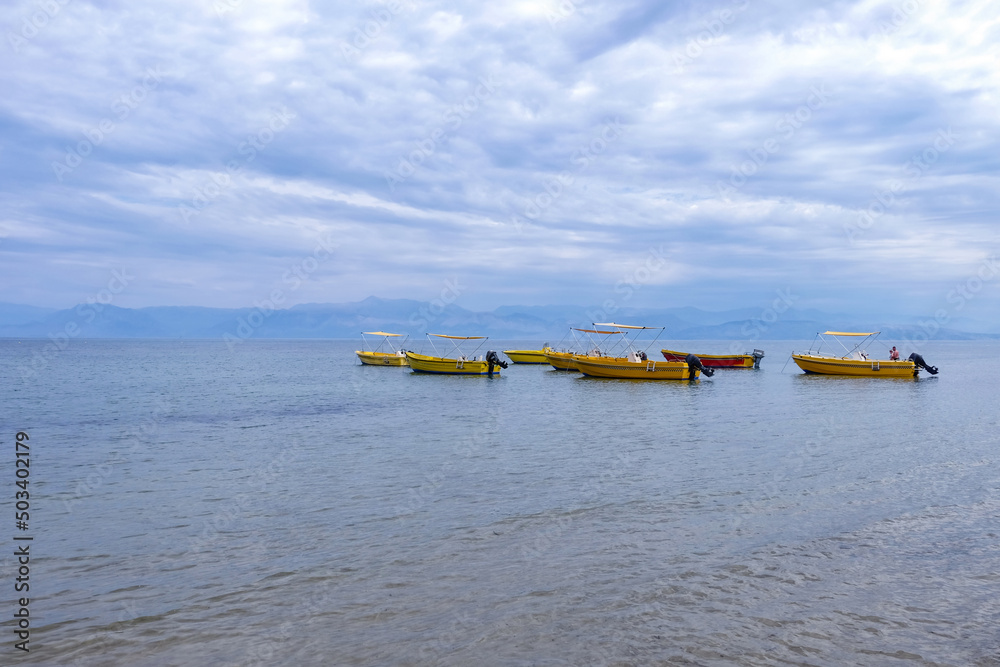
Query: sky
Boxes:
[{"xmin": 1, "ymin": 0, "xmax": 999, "ymax": 327}]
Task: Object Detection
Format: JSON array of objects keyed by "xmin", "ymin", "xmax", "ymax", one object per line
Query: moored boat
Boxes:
[
  {"xmin": 503, "ymin": 347, "xmax": 554, "ymax": 364},
  {"xmin": 574, "ymin": 354, "xmax": 697, "ymax": 380},
  {"xmin": 791, "ymin": 331, "xmax": 939, "ymax": 377},
  {"xmin": 543, "ymin": 327, "xmax": 626, "ymax": 372},
  {"xmin": 355, "ymin": 331, "xmax": 409, "ymax": 366},
  {"xmin": 573, "ymin": 323, "xmax": 709, "ymax": 380},
  {"xmin": 543, "ymin": 350, "xmax": 579, "ymax": 371},
  {"xmin": 661, "ymin": 348, "xmax": 764, "ymax": 369},
  {"xmin": 406, "ymin": 334, "xmax": 507, "ymax": 375}
]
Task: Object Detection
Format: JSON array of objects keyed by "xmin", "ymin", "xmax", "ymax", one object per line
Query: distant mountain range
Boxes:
[{"xmin": 1, "ymin": 297, "xmax": 997, "ymax": 341}]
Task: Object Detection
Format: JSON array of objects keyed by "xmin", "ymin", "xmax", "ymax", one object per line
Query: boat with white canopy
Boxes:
[
  {"xmin": 355, "ymin": 331, "xmax": 409, "ymax": 366},
  {"xmin": 405, "ymin": 334, "xmax": 507, "ymax": 375},
  {"xmin": 572, "ymin": 323, "xmax": 711, "ymax": 380},
  {"xmin": 791, "ymin": 331, "xmax": 938, "ymax": 377}
]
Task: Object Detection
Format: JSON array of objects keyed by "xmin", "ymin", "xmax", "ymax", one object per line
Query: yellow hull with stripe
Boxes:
[
  {"xmin": 792, "ymin": 354, "xmax": 917, "ymax": 377},
  {"xmin": 356, "ymin": 350, "xmax": 409, "ymax": 366},
  {"xmin": 544, "ymin": 351, "xmax": 579, "ymax": 371},
  {"xmin": 405, "ymin": 351, "xmax": 500, "ymax": 375},
  {"xmin": 573, "ymin": 356, "xmax": 697, "ymax": 380},
  {"xmin": 503, "ymin": 348, "xmax": 553, "ymax": 364}
]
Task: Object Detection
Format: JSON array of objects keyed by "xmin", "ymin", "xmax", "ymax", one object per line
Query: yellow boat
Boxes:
[
  {"xmin": 503, "ymin": 347, "xmax": 554, "ymax": 364},
  {"xmin": 543, "ymin": 327, "xmax": 625, "ymax": 372},
  {"xmin": 791, "ymin": 331, "xmax": 939, "ymax": 377},
  {"xmin": 574, "ymin": 354, "xmax": 697, "ymax": 380},
  {"xmin": 355, "ymin": 331, "xmax": 409, "ymax": 366},
  {"xmin": 544, "ymin": 350, "xmax": 579, "ymax": 371},
  {"xmin": 406, "ymin": 334, "xmax": 507, "ymax": 376},
  {"xmin": 572, "ymin": 323, "xmax": 702, "ymax": 380}
]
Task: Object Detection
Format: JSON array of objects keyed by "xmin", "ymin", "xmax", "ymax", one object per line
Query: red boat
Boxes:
[{"xmin": 661, "ymin": 348, "xmax": 764, "ymax": 368}]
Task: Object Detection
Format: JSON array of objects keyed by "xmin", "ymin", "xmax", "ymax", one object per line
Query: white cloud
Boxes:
[{"xmin": 0, "ymin": 0, "xmax": 997, "ymax": 321}]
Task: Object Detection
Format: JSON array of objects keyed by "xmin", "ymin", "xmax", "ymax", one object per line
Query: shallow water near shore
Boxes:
[{"xmin": 2, "ymin": 338, "xmax": 998, "ymax": 665}]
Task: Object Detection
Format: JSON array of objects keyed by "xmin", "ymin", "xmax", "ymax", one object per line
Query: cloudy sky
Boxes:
[{"xmin": 2, "ymin": 0, "xmax": 998, "ymax": 324}]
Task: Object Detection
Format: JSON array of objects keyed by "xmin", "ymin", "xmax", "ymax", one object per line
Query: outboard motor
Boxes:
[
  {"xmin": 485, "ymin": 350, "xmax": 507, "ymax": 374},
  {"xmin": 752, "ymin": 349, "xmax": 765, "ymax": 369},
  {"xmin": 907, "ymin": 352, "xmax": 938, "ymax": 375},
  {"xmin": 684, "ymin": 353, "xmax": 714, "ymax": 378}
]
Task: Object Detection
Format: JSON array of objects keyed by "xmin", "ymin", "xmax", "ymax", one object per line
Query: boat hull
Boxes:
[
  {"xmin": 791, "ymin": 354, "xmax": 917, "ymax": 377},
  {"xmin": 573, "ymin": 356, "xmax": 697, "ymax": 380},
  {"xmin": 544, "ymin": 351, "xmax": 579, "ymax": 371},
  {"xmin": 661, "ymin": 348, "xmax": 755, "ymax": 368},
  {"xmin": 356, "ymin": 351, "xmax": 409, "ymax": 366},
  {"xmin": 503, "ymin": 348, "xmax": 553, "ymax": 364},
  {"xmin": 405, "ymin": 351, "xmax": 500, "ymax": 375}
]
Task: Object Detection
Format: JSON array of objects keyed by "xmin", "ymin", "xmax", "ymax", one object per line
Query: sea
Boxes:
[{"xmin": 1, "ymin": 338, "xmax": 998, "ymax": 666}]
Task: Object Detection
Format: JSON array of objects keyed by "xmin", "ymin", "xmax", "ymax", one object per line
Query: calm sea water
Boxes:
[{"xmin": 1, "ymin": 338, "xmax": 998, "ymax": 666}]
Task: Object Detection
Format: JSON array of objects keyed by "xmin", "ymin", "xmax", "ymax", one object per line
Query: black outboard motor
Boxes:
[
  {"xmin": 485, "ymin": 350, "xmax": 507, "ymax": 374},
  {"xmin": 684, "ymin": 353, "xmax": 714, "ymax": 378},
  {"xmin": 752, "ymin": 349, "xmax": 765, "ymax": 369},
  {"xmin": 907, "ymin": 352, "xmax": 938, "ymax": 375}
]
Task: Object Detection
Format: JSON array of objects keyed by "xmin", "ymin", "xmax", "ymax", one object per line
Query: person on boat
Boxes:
[{"xmin": 889, "ymin": 346, "xmax": 899, "ymax": 360}]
